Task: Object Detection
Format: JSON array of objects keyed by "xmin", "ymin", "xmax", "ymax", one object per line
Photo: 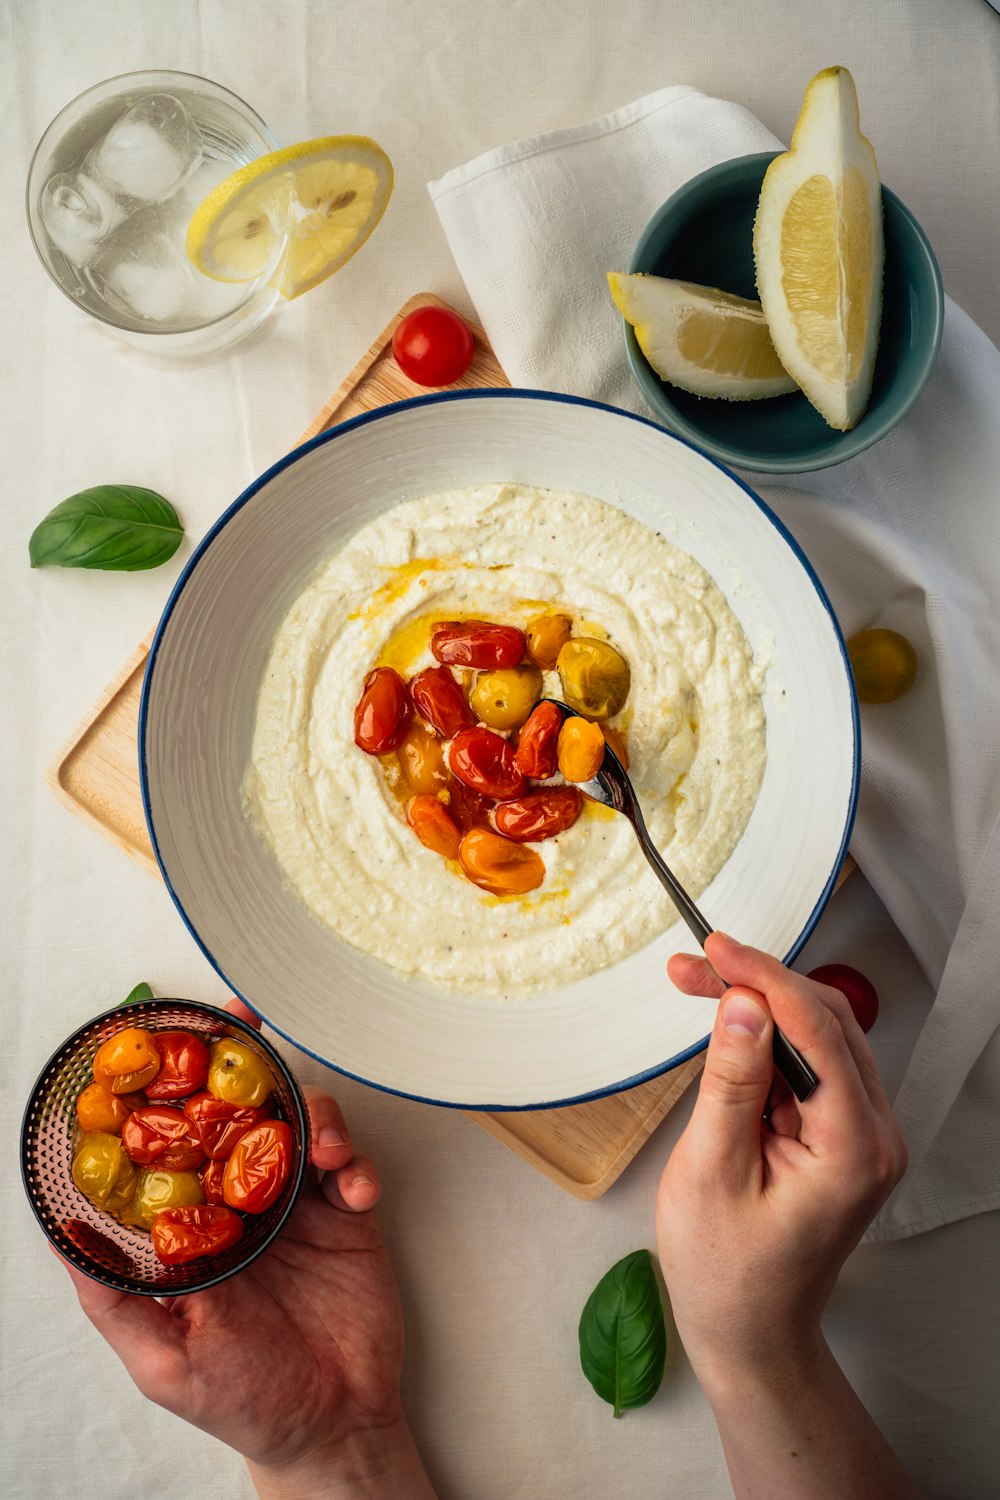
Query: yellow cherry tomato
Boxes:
[
  {"xmin": 122, "ymin": 1168, "xmax": 205, "ymax": 1230},
  {"xmin": 92, "ymin": 1027, "xmax": 161, "ymax": 1094},
  {"xmin": 76, "ymin": 1082, "xmax": 144, "ymax": 1134},
  {"xmin": 470, "ymin": 665, "xmax": 543, "ymax": 730},
  {"xmin": 72, "ymin": 1132, "xmax": 139, "ymax": 1217},
  {"xmin": 207, "ymin": 1038, "xmax": 277, "ymax": 1108},
  {"xmin": 556, "ymin": 638, "xmax": 630, "ymax": 719},
  {"xmin": 847, "ymin": 628, "xmax": 918, "ymax": 704}
]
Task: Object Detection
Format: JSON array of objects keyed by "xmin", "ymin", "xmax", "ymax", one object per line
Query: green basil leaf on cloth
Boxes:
[
  {"xmin": 29, "ymin": 485, "xmax": 183, "ymax": 571},
  {"xmin": 578, "ymin": 1248, "xmax": 667, "ymax": 1416}
]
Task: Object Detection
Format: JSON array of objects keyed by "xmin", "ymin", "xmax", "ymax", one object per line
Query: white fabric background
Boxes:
[{"xmin": 3, "ymin": 3, "xmax": 999, "ymax": 1498}]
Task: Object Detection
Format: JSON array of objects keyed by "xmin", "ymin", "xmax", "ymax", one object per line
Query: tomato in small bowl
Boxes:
[{"xmin": 20, "ymin": 998, "xmax": 308, "ymax": 1297}]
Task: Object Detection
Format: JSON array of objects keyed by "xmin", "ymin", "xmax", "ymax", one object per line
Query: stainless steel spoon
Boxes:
[{"xmin": 547, "ymin": 700, "xmax": 818, "ymax": 1102}]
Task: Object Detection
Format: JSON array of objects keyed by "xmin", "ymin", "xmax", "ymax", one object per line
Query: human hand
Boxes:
[
  {"xmin": 656, "ymin": 933, "xmax": 908, "ymax": 1394},
  {"xmin": 59, "ymin": 1001, "xmax": 436, "ymax": 1500}
]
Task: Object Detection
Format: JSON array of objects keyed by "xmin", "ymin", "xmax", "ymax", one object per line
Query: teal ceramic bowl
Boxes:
[{"xmin": 623, "ymin": 151, "xmax": 944, "ymax": 473}]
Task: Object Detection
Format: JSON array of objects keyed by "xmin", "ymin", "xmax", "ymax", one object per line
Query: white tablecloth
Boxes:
[{"xmin": 3, "ymin": 3, "xmax": 999, "ymax": 1498}]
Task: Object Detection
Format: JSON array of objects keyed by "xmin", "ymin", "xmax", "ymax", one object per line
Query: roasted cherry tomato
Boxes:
[
  {"xmin": 409, "ymin": 665, "xmax": 474, "ymax": 739},
  {"xmin": 470, "ymin": 666, "xmax": 542, "ymax": 730},
  {"xmin": 514, "ymin": 701, "xmax": 563, "ymax": 779},
  {"xmin": 123, "ymin": 1168, "xmax": 205, "ymax": 1230},
  {"xmin": 121, "ymin": 1105, "xmax": 207, "ymax": 1171},
  {"xmin": 391, "ymin": 306, "xmax": 475, "ymax": 387},
  {"xmin": 431, "ymin": 621, "xmax": 525, "ymax": 670},
  {"xmin": 445, "ymin": 778, "xmax": 495, "ymax": 832},
  {"xmin": 224, "ymin": 1121, "xmax": 294, "ymax": 1214},
  {"xmin": 144, "ymin": 1030, "xmax": 211, "ymax": 1101},
  {"xmin": 75, "ymin": 1082, "xmax": 145, "ymax": 1135},
  {"xmin": 492, "ymin": 786, "xmax": 583, "ymax": 842},
  {"xmin": 72, "ymin": 1132, "xmax": 139, "ymax": 1217},
  {"xmin": 396, "ymin": 721, "xmax": 449, "ymax": 796},
  {"xmin": 199, "ymin": 1157, "xmax": 228, "ymax": 1205},
  {"xmin": 183, "ymin": 1091, "xmax": 271, "ymax": 1159},
  {"xmin": 525, "ymin": 612, "xmax": 573, "ymax": 671},
  {"xmin": 557, "ymin": 716, "xmax": 606, "ymax": 783},
  {"xmin": 807, "ymin": 963, "xmax": 880, "ymax": 1034},
  {"xmin": 448, "ymin": 726, "xmax": 526, "ymax": 800},
  {"xmin": 406, "ymin": 795, "xmax": 462, "ymax": 859},
  {"xmin": 556, "ymin": 637, "xmax": 631, "ymax": 719},
  {"xmin": 459, "ymin": 828, "xmax": 545, "ymax": 896},
  {"xmin": 599, "ymin": 721, "xmax": 630, "ymax": 770},
  {"xmin": 92, "ymin": 1027, "xmax": 161, "ymax": 1094},
  {"xmin": 353, "ymin": 667, "xmax": 412, "ymax": 755},
  {"xmin": 151, "ymin": 1204, "xmax": 244, "ymax": 1266},
  {"xmin": 846, "ymin": 628, "xmax": 918, "ymax": 704},
  {"xmin": 207, "ymin": 1038, "xmax": 277, "ymax": 1109}
]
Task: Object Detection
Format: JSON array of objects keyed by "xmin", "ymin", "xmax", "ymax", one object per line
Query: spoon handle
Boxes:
[{"xmin": 629, "ymin": 799, "xmax": 818, "ymax": 1103}]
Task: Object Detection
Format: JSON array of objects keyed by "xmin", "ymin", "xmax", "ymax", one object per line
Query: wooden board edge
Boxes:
[{"xmin": 46, "ymin": 634, "xmax": 152, "ymax": 799}]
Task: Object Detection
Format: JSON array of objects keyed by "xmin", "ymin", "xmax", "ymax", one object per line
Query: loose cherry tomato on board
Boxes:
[
  {"xmin": 492, "ymin": 786, "xmax": 583, "ymax": 843},
  {"xmin": 406, "ymin": 795, "xmax": 462, "ymax": 859},
  {"xmin": 151, "ymin": 1205, "xmax": 244, "ymax": 1267},
  {"xmin": 449, "ymin": 726, "xmax": 526, "ymax": 800},
  {"xmin": 353, "ymin": 667, "xmax": 412, "ymax": 755},
  {"xmin": 207, "ymin": 1038, "xmax": 278, "ymax": 1109},
  {"xmin": 557, "ymin": 716, "xmax": 606, "ymax": 783},
  {"xmin": 121, "ymin": 1105, "xmax": 207, "ymax": 1171},
  {"xmin": 410, "ymin": 665, "xmax": 474, "ymax": 739},
  {"xmin": 514, "ymin": 701, "xmax": 562, "ymax": 779},
  {"xmin": 199, "ymin": 1157, "xmax": 228, "ymax": 1206},
  {"xmin": 459, "ymin": 828, "xmax": 545, "ymax": 896},
  {"xmin": 92, "ymin": 1027, "xmax": 161, "ymax": 1094},
  {"xmin": 391, "ymin": 306, "xmax": 475, "ymax": 387},
  {"xmin": 75, "ymin": 1082, "xmax": 145, "ymax": 1135},
  {"xmin": 807, "ymin": 963, "xmax": 880, "ymax": 1034},
  {"xmin": 431, "ymin": 621, "xmax": 525, "ymax": 670},
  {"xmin": 224, "ymin": 1121, "xmax": 294, "ymax": 1214},
  {"xmin": 144, "ymin": 1030, "xmax": 211, "ymax": 1101},
  {"xmin": 183, "ymin": 1091, "xmax": 271, "ymax": 1159}
]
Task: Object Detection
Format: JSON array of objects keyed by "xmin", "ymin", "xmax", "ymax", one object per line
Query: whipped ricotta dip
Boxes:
[{"xmin": 244, "ymin": 483, "xmax": 767, "ymax": 998}]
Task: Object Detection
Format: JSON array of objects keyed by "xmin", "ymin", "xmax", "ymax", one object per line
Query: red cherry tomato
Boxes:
[
  {"xmin": 406, "ymin": 795, "xmax": 462, "ymax": 859},
  {"xmin": 223, "ymin": 1120, "xmax": 294, "ymax": 1213},
  {"xmin": 446, "ymin": 778, "xmax": 495, "ymax": 832},
  {"xmin": 182, "ymin": 1091, "xmax": 271, "ymax": 1159},
  {"xmin": 353, "ymin": 667, "xmax": 412, "ymax": 755},
  {"xmin": 144, "ymin": 1030, "xmax": 211, "ymax": 1101},
  {"xmin": 431, "ymin": 621, "xmax": 525, "ymax": 670},
  {"xmin": 121, "ymin": 1105, "xmax": 207, "ymax": 1171},
  {"xmin": 514, "ymin": 701, "xmax": 563, "ymax": 779},
  {"xmin": 410, "ymin": 665, "xmax": 474, "ymax": 738},
  {"xmin": 150, "ymin": 1205, "xmax": 244, "ymax": 1266},
  {"xmin": 199, "ymin": 1157, "xmax": 228, "ymax": 1206},
  {"xmin": 806, "ymin": 963, "xmax": 879, "ymax": 1033},
  {"xmin": 391, "ymin": 306, "xmax": 475, "ymax": 387},
  {"xmin": 449, "ymin": 726, "xmax": 526, "ymax": 800},
  {"xmin": 492, "ymin": 786, "xmax": 582, "ymax": 842}
]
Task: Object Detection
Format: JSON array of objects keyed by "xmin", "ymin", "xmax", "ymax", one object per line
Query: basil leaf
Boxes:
[
  {"xmin": 578, "ymin": 1249, "xmax": 667, "ymax": 1417},
  {"xmin": 121, "ymin": 982, "xmax": 154, "ymax": 1006},
  {"xmin": 29, "ymin": 485, "xmax": 183, "ymax": 571}
]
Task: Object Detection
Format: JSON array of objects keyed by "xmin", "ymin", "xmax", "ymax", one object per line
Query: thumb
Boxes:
[{"xmin": 690, "ymin": 987, "xmax": 774, "ymax": 1176}]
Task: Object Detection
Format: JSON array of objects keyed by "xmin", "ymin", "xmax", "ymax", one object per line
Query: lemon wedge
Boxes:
[
  {"xmin": 753, "ymin": 67, "xmax": 883, "ymax": 430},
  {"xmin": 186, "ymin": 135, "xmax": 393, "ymax": 300},
  {"xmin": 607, "ymin": 272, "xmax": 797, "ymax": 400}
]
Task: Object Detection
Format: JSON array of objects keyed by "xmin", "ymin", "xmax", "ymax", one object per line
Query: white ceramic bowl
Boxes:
[{"xmin": 140, "ymin": 392, "xmax": 858, "ymax": 1109}]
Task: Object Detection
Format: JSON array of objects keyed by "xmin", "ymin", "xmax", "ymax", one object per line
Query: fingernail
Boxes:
[
  {"xmin": 721, "ymin": 991, "xmax": 767, "ymax": 1038},
  {"xmin": 352, "ymin": 1174, "xmax": 375, "ymax": 1192},
  {"xmin": 318, "ymin": 1126, "xmax": 348, "ymax": 1150}
]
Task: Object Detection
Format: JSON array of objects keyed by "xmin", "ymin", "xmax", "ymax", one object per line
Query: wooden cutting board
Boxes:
[{"xmin": 46, "ymin": 292, "xmax": 851, "ymax": 1199}]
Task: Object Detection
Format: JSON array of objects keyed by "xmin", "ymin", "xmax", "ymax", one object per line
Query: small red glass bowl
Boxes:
[{"xmin": 21, "ymin": 998, "xmax": 308, "ymax": 1296}]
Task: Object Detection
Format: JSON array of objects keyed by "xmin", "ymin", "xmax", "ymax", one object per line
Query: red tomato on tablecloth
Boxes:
[{"xmin": 807, "ymin": 963, "xmax": 879, "ymax": 1033}]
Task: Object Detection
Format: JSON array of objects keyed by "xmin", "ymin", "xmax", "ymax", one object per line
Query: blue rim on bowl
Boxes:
[
  {"xmin": 623, "ymin": 150, "xmax": 945, "ymax": 473},
  {"xmin": 138, "ymin": 389, "xmax": 860, "ymax": 1111}
]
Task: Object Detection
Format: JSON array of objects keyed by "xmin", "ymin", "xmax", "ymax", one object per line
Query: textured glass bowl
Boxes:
[{"xmin": 21, "ymin": 999, "xmax": 308, "ymax": 1296}]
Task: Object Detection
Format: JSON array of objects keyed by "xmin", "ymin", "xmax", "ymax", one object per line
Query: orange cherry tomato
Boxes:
[
  {"xmin": 431, "ymin": 621, "xmax": 525, "ymax": 670},
  {"xmin": 807, "ymin": 963, "xmax": 879, "ymax": 1033},
  {"xmin": 75, "ymin": 1082, "xmax": 145, "ymax": 1135},
  {"xmin": 492, "ymin": 786, "xmax": 582, "ymax": 842},
  {"xmin": 93, "ymin": 1027, "xmax": 161, "ymax": 1094},
  {"xmin": 458, "ymin": 828, "xmax": 545, "ymax": 896},
  {"xmin": 150, "ymin": 1205, "xmax": 244, "ymax": 1266},
  {"xmin": 406, "ymin": 796, "xmax": 462, "ymax": 858},
  {"xmin": 182, "ymin": 1091, "xmax": 270, "ymax": 1159},
  {"xmin": 514, "ymin": 701, "xmax": 563, "ymax": 779},
  {"xmin": 599, "ymin": 721, "xmax": 630, "ymax": 771},
  {"xmin": 144, "ymin": 1030, "xmax": 211, "ymax": 1101},
  {"xmin": 409, "ymin": 665, "xmax": 474, "ymax": 738},
  {"xmin": 223, "ymin": 1121, "xmax": 294, "ymax": 1214},
  {"xmin": 396, "ymin": 722, "xmax": 449, "ymax": 796},
  {"xmin": 525, "ymin": 612, "xmax": 573, "ymax": 671},
  {"xmin": 353, "ymin": 667, "xmax": 412, "ymax": 755},
  {"xmin": 199, "ymin": 1157, "xmax": 228, "ymax": 1205},
  {"xmin": 449, "ymin": 726, "xmax": 526, "ymax": 800},
  {"xmin": 121, "ymin": 1105, "xmax": 207, "ymax": 1171},
  {"xmin": 557, "ymin": 717, "xmax": 606, "ymax": 783}
]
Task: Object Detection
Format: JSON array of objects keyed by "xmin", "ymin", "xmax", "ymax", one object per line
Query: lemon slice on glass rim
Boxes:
[{"xmin": 186, "ymin": 135, "xmax": 393, "ymax": 300}]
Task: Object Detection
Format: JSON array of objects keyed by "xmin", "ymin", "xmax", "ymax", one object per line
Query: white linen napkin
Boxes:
[{"xmin": 428, "ymin": 86, "xmax": 1000, "ymax": 1241}]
